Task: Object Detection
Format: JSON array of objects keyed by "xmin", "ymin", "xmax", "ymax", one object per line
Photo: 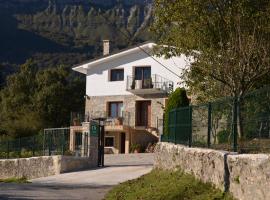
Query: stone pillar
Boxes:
[
  {"xmin": 125, "ymin": 130, "xmax": 130, "ymax": 154},
  {"xmin": 81, "ymin": 132, "xmax": 85, "ymax": 157},
  {"xmin": 90, "ymin": 136, "xmax": 99, "ymax": 167},
  {"xmin": 69, "ymin": 128, "xmax": 76, "ymax": 151}
]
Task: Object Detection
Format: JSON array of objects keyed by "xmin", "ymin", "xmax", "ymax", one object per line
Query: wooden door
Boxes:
[
  {"xmin": 136, "ymin": 101, "xmax": 151, "ymax": 127},
  {"xmin": 120, "ymin": 133, "xmax": 126, "ymax": 154}
]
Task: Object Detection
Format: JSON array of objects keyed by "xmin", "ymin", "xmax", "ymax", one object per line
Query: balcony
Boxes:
[
  {"xmin": 70, "ymin": 111, "xmax": 130, "ymax": 131},
  {"xmin": 104, "ymin": 111, "xmax": 131, "ymax": 131},
  {"xmin": 126, "ymin": 74, "xmax": 173, "ymax": 95}
]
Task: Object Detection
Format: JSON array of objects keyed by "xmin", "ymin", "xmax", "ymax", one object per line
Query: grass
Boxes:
[
  {"xmin": 0, "ymin": 177, "xmax": 30, "ymax": 183},
  {"xmin": 105, "ymin": 170, "xmax": 234, "ymax": 200}
]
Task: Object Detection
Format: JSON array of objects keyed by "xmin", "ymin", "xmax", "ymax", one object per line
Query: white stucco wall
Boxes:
[{"xmin": 85, "ymin": 51, "xmax": 190, "ymax": 96}]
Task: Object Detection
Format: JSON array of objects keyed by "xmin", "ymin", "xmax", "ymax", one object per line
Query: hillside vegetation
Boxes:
[{"xmin": 0, "ymin": 0, "xmax": 152, "ymax": 85}]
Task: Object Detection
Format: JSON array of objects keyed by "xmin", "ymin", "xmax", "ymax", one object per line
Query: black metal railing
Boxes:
[{"xmin": 126, "ymin": 74, "xmax": 174, "ymax": 94}]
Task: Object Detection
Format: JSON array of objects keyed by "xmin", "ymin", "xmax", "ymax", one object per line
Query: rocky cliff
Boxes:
[{"xmin": 0, "ymin": 0, "xmax": 153, "ymax": 84}]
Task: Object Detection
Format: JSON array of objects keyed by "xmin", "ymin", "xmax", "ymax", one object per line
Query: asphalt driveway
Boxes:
[{"xmin": 0, "ymin": 153, "xmax": 154, "ymax": 200}]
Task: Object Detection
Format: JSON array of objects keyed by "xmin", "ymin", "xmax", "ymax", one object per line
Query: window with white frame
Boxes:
[{"xmin": 109, "ymin": 69, "xmax": 124, "ymax": 81}]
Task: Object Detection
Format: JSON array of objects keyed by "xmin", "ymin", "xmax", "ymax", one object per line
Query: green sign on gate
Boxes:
[{"xmin": 90, "ymin": 121, "xmax": 99, "ymax": 137}]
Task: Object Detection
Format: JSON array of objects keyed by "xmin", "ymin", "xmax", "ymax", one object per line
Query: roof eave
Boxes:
[{"xmin": 72, "ymin": 42, "xmax": 155, "ymax": 74}]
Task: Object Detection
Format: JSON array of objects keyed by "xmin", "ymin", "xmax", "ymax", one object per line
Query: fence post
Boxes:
[
  {"xmin": 61, "ymin": 130, "xmax": 65, "ymax": 156},
  {"xmin": 189, "ymin": 106, "xmax": 193, "ymax": 147},
  {"xmin": 49, "ymin": 133, "xmax": 52, "ymax": 156},
  {"xmin": 174, "ymin": 110, "xmax": 177, "ymax": 144},
  {"xmin": 7, "ymin": 140, "xmax": 9, "ymax": 159},
  {"xmin": 32, "ymin": 136, "xmax": 35, "ymax": 156},
  {"xmin": 18, "ymin": 137, "xmax": 21, "ymax": 158},
  {"xmin": 207, "ymin": 102, "xmax": 212, "ymax": 148},
  {"xmin": 162, "ymin": 113, "xmax": 165, "ymax": 142},
  {"xmin": 232, "ymin": 97, "xmax": 238, "ymax": 152}
]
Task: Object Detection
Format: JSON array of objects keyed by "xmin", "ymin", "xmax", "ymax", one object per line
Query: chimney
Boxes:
[{"xmin": 103, "ymin": 40, "xmax": 110, "ymax": 56}]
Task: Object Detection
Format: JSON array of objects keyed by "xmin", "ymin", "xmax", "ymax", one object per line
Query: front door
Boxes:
[
  {"xmin": 136, "ymin": 101, "xmax": 151, "ymax": 127},
  {"xmin": 120, "ymin": 133, "xmax": 126, "ymax": 154}
]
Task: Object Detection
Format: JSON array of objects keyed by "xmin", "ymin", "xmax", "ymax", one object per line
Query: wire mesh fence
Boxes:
[
  {"xmin": 0, "ymin": 134, "xmax": 44, "ymax": 159},
  {"xmin": 0, "ymin": 127, "xmax": 89, "ymax": 159},
  {"xmin": 162, "ymin": 86, "xmax": 270, "ymax": 153}
]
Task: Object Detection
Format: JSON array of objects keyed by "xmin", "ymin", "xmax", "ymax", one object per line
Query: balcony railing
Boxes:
[
  {"xmin": 104, "ymin": 111, "xmax": 130, "ymax": 127},
  {"xmin": 126, "ymin": 74, "xmax": 173, "ymax": 94},
  {"xmin": 70, "ymin": 111, "xmax": 130, "ymax": 127}
]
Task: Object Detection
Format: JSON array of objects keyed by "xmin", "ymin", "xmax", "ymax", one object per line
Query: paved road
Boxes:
[{"xmin": 0, "ymin": 153, "xmax": 154, "ymax": 200}]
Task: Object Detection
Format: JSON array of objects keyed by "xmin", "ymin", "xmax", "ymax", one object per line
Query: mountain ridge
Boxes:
[{"xmin": 0, "ymin": 0, "xmax": 153, "ymax": 85}]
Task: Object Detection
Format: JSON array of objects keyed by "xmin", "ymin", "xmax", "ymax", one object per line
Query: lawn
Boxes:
[
  {"xmin": 0, "ymin": 177, "xmax": 30, "ymax": 183},
  {"xmin": 105, "ymin": 170, "xmax": 234, "ymax": 200}
]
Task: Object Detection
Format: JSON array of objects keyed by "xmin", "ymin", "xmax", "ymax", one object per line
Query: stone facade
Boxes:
[
  {"xmin": 85, "ymin": 94, "xmax": 164, "ymax": 153},
  {"xmin": 155, "ymin": 142, "xmax": 270, "ymax": 200},
  {"xmin": 85, "ymin": 94, "xmax": 166, "ymax": 129}
]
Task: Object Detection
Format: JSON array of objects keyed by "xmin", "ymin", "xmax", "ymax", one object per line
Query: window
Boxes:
[
  {"xmin": 110, "ymin": 69, "xmax": 124, "ymax": 81},
  {"xmin": 108, "ymin": 102, "xmax": 123, "ymax": 118},
  {"xmin": 134, "ymin": 66, "xmax": 151, "ymax": 80},
  {"xmin": 105, "ymin": 137, "xmax": 114, "ymax": 147}
]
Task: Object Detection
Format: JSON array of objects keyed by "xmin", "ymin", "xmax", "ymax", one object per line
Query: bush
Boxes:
[
  {"xmin": 217, "ymin": 130, "xmax": 230, "ymax": 144},
  {"xmin": 164, "ymin": 88, "xmax": 189, "ymax": 135},
  {"xmin": 130, "ymin": 144, "xmax": 142, "ymax": 153},
  {"xmin": 145, "ymin": 143, "xmax": 157, "ymax": 153}
]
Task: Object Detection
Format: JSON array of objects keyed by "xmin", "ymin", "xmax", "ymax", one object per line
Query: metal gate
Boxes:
[
  {"xmin": 90, "ymin": 120, "xmax": 104, "ymax": 167},
  {"xmin": 163, "ymin": 107, "xmax": 192, "ymax": 146}
]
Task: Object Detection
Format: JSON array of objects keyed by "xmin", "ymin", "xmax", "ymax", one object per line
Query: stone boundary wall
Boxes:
[
  {"xmin": 154, "ymin": 142, "xmax": 270, "ymax": 200},
  {"xmin": 0, "ymin": 156, "xmax": 96, "ymax": 180}
]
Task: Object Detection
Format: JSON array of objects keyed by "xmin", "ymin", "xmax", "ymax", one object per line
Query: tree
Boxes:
[
  {"xmin": 152, "ymin": 0, "xmax": 270, "ymax": 138},
  {"xmin": 0, "ymin": 60, "xmax": 41, "ymax": 137},
  {"xmin": 164, "ymin": 88, "xmax": 190, "ymax": 135},
  {"xmin": 152, "ymin": 0, "xmax": 270, "ymax": 98},
  {"xmin": 0, "ymin": 60, "xmax": 85, "ymax": 138}
]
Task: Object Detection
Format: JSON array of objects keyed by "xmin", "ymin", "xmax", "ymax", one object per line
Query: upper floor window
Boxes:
[
  {"xmin": 134, "ymin": 66, "xmax": 151, "ymax": 80},
  {"xmin": 110, "ymin": 69, "xmax": 124, "ymax": 81},
  {"xmin": 108, "ymin": 101, "xmax": 123, "ymax": 118}
]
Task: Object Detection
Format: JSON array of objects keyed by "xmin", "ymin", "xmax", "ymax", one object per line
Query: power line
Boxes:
[{"xmin": 97, "ymin": 9, "xmax": 181, "ymax": 79}]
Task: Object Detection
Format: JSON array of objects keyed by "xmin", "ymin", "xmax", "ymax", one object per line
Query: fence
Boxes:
[
  {"xmin": 162, "ymin": 86, "xmax": 270, "ymax": 153},
  {"xmin": 0, "ymin": 128, "xmax": 88, "ymax": 159}
]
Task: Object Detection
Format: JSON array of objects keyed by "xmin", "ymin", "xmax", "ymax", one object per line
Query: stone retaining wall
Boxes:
[
  {"xmin": 154, "ymin": 142, "xmax": 270, "ymax": 200},
  {"xmin": 0, "ymin": 156, "xmax": 96, "ymax": 180},
  {"xmin": 227, "ymin": 154, "xmax": 270, "ymax": 200},
  {"xmin": 154, "ymin": 142, "xmax": 227, "ymax": 190}
]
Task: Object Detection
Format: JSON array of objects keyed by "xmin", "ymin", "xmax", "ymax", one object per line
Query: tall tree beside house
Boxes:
[
  {"xmin": 0, "ymin": 60, "xmax": 85, "ymax": 138},
  {"xmin": 164, "ymin": 88, "xmax": 189, "ymax": 135},
  {"xmin": 151, "ymin": 0, "xmax": 270, "ymax": 138}
]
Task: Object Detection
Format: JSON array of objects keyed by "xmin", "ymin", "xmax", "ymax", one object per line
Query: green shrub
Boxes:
[
  {"xmin": 217, "ymin": 130, "xmax": 230, "ymax": 144},
  {"xmin": 130, "ymin": 144, "xmax": 142, "ymax": 153},
  {"xmin": 0, "ymin": 151, "xmax": 8, "ymax": 159},
  {"xmin": 164, "ymin": 88, "xmax": 189, "ymax": 135}
]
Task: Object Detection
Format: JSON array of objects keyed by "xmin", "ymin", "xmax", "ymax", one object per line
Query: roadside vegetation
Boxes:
[
  {"xmin": 105, "ymin": 170, "xmax": 234, "ymax": 200},
  {"xmin": 0, "ymin": 177, "xmax": 30, "ymax": 183}
]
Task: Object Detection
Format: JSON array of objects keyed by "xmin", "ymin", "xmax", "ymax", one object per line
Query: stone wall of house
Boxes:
[
  {"xmin": 0, "ymin": 156, "xmax": 96, "ymax": 180},
  {"xmin": 85, "ymin": 94, "xmax": 166, "ymax": 129},
  {"xmin": 154, "ymin": 142, "xmax": 270, "ymax": 200},
  {"xmin": 104, "ymin": 132, "xmax": 120, "ymax": 154}
]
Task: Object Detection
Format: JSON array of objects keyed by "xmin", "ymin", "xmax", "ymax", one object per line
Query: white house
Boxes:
[{"xmin": 72, "ymin": 41, "xmax": 190, "ymax": 154}]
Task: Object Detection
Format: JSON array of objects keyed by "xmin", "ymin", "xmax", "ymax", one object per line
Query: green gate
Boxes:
[{"xmin": 164, "ymin": 107, "xmax": 192, "ymax": 146}]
